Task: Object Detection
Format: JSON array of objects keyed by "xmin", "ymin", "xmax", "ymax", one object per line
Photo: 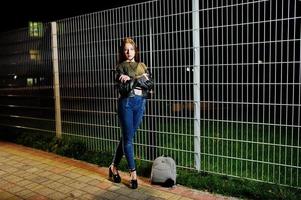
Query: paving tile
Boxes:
[
  {"xmin": 94, "ymin": 190, "xmax": 120, "ymax": 200},
  {"xmin": 23, "ymin": 182, "xmax": 40, "ymax": 190},
  {"xmin": 107, "ymin": 185, "xmax": 123, "ymax": 192},
  {"xmin": 69, "ymin": 189, "xmax": 87, "ymax": 198},
  {"xmin": 80, "ymin": 193, "xmax": 97, "ymax": 200},
  {"xmin": 4, "ymin": 185, "xmax": 24, "ymax": 194},
  {"xmin": 54, "ymin": 185, "xmax": 74, "ymax": 194},
  {"xmin": 26, "ymin": 167, "xmax": 41, "ymax": 173},
  {"xmin": 2, "ymin": 175, "xmax": 24, "ymax": 184},
  {"xmin": 113, "ymin": 187, "xmax": 134, "ymax": 196},
  {"xmin": 46, "ymin": 181, "xmax": 64, "ymax": 190},
  {"xmin": 61, "ymin": 171, "xmax": 82, "ymax": 179},
  {"xmin": 81, "ymin": 185, "xmax": 105, "ymax": 194},
  {"xmin": 0, "ymin": 165, "xmax": 19, "ymax": 173},
  {"xmin": 26, "ymin": 194, "xmax": 48, "ymax": 200},
  {"xmin": 47, "ymin": 192, "xmax": 69, "ymax": 200},
  {"xmin": 67, "ymin": 181, "xmax": 89, "ymax": 190},
  {"xmin": 75, "ymin": 175, "xmax": 95, "ymax": 183},
  {"xmin": 113, "ymin": 195, "xmax": 132, "ymax": 200},
  {"xmin": 15, "ymin": 189, "xmax": 35, "ymax": 198},
  {"xmin": 31, "ymin": 176, "xmax": 49, "ymax": 184},
  {"xmin": 0, "ymin": 181, "xmax": 16, "ymax": 191},
  {"xmin": 95, "ymin": 181, "xmax": 112, "ymax": 190},
  {"xmin": 0, "ymin": 190, "xmax": 15, "ymax": 199},
  {"xmin": 46, "ymin": 174, "xmax": 64, "ymax": 181},
  {"xmin": 71, "ymin": 168, "xmax": 91, "ymax": 176},
  {"xmin": 38, "ymin": 171, "xmax": 55, "ymax": 178},
  {"xmin": 127, "ymin": 190, "xmax": 151, "ymax": 200},
  {"xmin": 48, "ymin": 167, "xmax": 68, "ymax": 174},
  {"xmin": 56, "ymin": 177, "xmax": 74, "ymax": 185}
]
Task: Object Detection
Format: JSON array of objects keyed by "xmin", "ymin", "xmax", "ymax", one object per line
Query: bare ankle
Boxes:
[
  {"xmin": 130, "ymin": 170, "xmax": 137, "ymax": 180},
  {"xmin": 110, "ymin": 164, "xmax": 118, "ymax": 174}
]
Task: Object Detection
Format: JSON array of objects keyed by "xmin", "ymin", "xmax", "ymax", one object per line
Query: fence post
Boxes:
[
  {"xmin": 192, "ymin": 0, "xmax": 201, "ymax": 171},
  {"xmin": 51, "ymin": 22, "xmax": 62, "ymax": 138}
]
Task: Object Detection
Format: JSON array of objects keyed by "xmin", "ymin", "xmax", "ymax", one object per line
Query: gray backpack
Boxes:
[{"xmin": 151, "ymin": 156, "xmax": 176, "ymax": 187}]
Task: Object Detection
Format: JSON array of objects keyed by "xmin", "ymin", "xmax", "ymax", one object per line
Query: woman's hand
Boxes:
[
  {"xmin": 119, "ymin": 74, "xmax": 131, "ymax": 83},
  {"xmin": 142, "ymin": 73, "xmax": 149, "ymax": 80}
]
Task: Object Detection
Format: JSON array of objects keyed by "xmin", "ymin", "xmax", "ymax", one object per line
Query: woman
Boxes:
[{"xmin": 109, "ymin": 37, "xmax": 154, "ymax": 189}]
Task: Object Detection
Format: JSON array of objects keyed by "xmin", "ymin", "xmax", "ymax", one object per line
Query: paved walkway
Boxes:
[{"xmin": 0, "ymin": 141, "xmax": 239, "ymax": 200}]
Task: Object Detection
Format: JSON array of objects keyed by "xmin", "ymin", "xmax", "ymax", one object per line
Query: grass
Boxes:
[{"xmin": 140, "ymin": 119, "xmax": 301, "ymax": 188}]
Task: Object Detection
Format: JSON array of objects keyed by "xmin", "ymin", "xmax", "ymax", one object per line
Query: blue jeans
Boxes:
[{"xmin": 112, "ymin": 95, "xmax": 146, "ymax": 170}]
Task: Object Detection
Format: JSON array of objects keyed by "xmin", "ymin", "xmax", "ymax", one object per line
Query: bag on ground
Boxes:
[{"xmin": 150, "ymin": 156, "xmax": 176, "ymax": 187}]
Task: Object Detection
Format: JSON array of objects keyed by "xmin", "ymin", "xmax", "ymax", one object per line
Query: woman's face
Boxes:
[{"xmin": 124, "ymin": 43, "xmax": 135, "ymax": 62}]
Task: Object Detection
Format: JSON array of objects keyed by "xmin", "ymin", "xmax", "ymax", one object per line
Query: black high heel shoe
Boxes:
[
  {"xmin": 109, "ymin": 165, "xmax": 121, "ymax": 183},
  {"xmin": 130, "ymin": 179, "xmax": 138, "ymax": 189},
  {"xmin": 129, "ymin": 169, "xmax": 138, "ymax": 189}
]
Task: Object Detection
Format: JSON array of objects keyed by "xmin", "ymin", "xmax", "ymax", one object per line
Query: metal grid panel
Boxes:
[
  {"xmin": 0, "ymin": 25, "xmax": 55, "ymax": 135},
  {"xmin": 56, "ymin": 0, "xmax": 195, "ymax": 168},
  {"xmin": 199, "ymin": 0, "xmax": 300, "ymax": 187}
]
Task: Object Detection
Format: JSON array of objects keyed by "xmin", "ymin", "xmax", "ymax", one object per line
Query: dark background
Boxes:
[{"xmin": 0, "ymin": 0, "xmax": 149, "ymax": 32}]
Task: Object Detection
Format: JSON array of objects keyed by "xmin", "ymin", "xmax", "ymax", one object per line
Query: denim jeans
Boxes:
[{"xmin": 112, "ymin": 95, "xmax": 146, "ymax": 170}]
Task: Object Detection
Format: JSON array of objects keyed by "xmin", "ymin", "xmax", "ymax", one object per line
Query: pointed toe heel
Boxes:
[{"xmin": 109, "ymin": 166, "xmax": 121, "ymax": 183}]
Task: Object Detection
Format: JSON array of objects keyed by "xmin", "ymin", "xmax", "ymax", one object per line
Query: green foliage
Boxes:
[
  {"xmin": 136, "ymin": 158, "xmax": 152, "ymax": 177},
  {"xmin": 50, "ymin": 136, "xmax": 86, "ymax": 160},
  {"xmin": 177, "ymin": 169, "xmax": 301, "ymax": 200},
  {"xmin": 15, "ymin": 131, "xmax": 53, "ymax": 151},
  {"xmin": 79, "ymin": 150, "xmax": 114, "ymax": 168}
]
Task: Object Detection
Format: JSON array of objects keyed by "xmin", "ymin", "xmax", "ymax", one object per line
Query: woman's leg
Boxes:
[
  {"xmin": 112, "ymin": 139, "xmax": 123, "ymax": 166},
  {"xmin": 118, "ymin": 98, "xmax": 136, "ymax": 170},
  {"xmin": 129, "ymin": 96, "xmax": 146, "ymax": 188},
  {"xmin": 118, "ymin": 97, "xmax": 146, "ymax": 171}
]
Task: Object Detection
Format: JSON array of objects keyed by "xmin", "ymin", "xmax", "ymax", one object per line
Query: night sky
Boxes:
[{"xmin": 0, "ymin": 0, "xmax": 149, "ymax": 32}]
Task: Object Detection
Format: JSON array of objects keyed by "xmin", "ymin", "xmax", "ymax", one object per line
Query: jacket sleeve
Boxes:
[
  {"xmin": 118, "ymin": 79, "xmax": 135, "ymax": 96},
  {"xmin": 135, "ymin": 75, "xmax": 154, "ymax": 90},
  {"xmin": 114, "ymin": 67, "xmax": 135, "ymax": 96}
]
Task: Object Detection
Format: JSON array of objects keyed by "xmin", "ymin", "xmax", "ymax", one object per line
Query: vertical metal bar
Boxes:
[
  {"xmin": 256, "ymin": 0, "xmax": 260, "ymax": 181},
  {"xmin": 241, "ymin": 0, "xmax": 244, "ymax": 178},
  {"xmin": 216, "ymin": 0, "xmax": 220, "ymax": 174},
  {"xmin": 279, "ymin": 0, "xmax": 284, "ymax": 184},
  {"xmin": 226, "ymin": 0, "xmax": 230, "ymax": 175},
  {"xmin": 297, "ymin": 14, "xmax": 301, "ymax": 187},
  {"xmin": 273, "ymin": 0, "xmax": 278, "ymax": 183},
  {"xmin": 230, "ymin": 0, "xmax": 234, "ymax": 176},
  {"xmin": 235, "ymin": 1, "xmax": 239, "ymax": 177},
  {"xmin": 288, "ymin": 0, "xmax": 293, "ymax": 186},
  {"xmin": 285, "ymin": 0, "xmax": 290, "ymax": 185},
  {"xmin": 262, "ymin": 0, "xmax": 267, "ymax": 181},
  {"xmin": 192, "ymin": 0, "xmax": 200, "ymax": 171},
  {"xmin": 293, "ymin": 0, "xmax": 299, "ymax": 187},
  {"xmin": 51, "ymin": 22, "xmax": 62, "ymax": 138},
  {"xmin": 220, "ymin": 0, "xmax": 225, "ymax": 174},
  {"xmin": 268, "ymin": 0, "xmax": 272, "ymax": 183},
  {"xmin": 246, "ymin": 0, "xmax": 250, "ymax": 178},
  {"xmin": 211, "ymin": 1, "xmax": 216, "ymax": 174}
]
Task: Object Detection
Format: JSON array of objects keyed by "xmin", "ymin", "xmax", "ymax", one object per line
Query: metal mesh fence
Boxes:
[{"xmin": 0, "ymin": 0, "xmax": 300, "ymax": 188}]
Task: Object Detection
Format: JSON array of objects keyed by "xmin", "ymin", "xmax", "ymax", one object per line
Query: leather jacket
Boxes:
[
  {"xmin": 114, "ymin": 61, "xmax": 154, "ymax": 98},
  {"xmin": 116, "ymin": 74, "xmax": 154, "ymax": 98}
]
